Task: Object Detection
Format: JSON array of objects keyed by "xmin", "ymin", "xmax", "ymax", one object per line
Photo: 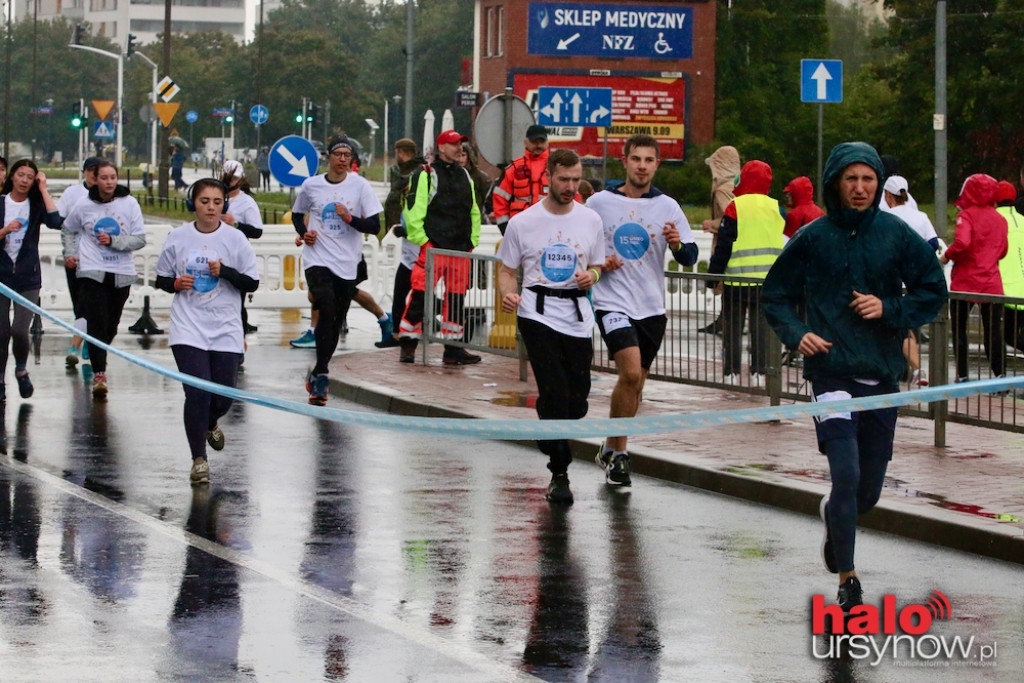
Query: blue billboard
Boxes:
[{"xmin": 527, "ymin": 2, "xmax": 693, "ymax": 60}]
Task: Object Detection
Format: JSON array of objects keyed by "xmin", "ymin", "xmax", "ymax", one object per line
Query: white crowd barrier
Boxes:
[{"xmin": 36, "ymin": 222, "xmax": 713, "ymax": 316}]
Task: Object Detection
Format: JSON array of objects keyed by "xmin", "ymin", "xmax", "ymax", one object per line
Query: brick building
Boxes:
[{"xmin": 473, "ymin": 0, "xmax": 716, "ymax": 161}]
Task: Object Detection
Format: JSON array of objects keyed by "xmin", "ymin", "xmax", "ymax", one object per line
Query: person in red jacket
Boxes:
[
  {"xmin": 782, "ymin": 176, "xmax": 824, "ymax": 240},
  {"xmin": 492, "ymin": 125, "xmax": 550, "ymax": 234},
  {"xmin": 940, "ymin": 173, "xmax": 1008, "ymax": 381}
]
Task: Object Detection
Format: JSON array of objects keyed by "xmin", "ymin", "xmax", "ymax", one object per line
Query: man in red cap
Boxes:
[{"xmin": 398, "ymin": 130, "xmax": 482, "ymax": 365}]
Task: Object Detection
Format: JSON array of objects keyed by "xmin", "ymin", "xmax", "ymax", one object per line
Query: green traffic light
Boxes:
[
  {"xmin": 294, "ymin": 113, "xmax": 303, "ymax": 124},
  {"xmin": 71, "ymin": 116, "xmax": 83, "ymax": 128}
]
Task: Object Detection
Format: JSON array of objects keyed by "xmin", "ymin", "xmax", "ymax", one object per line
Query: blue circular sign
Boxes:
[
  {"xmin": 613, "ymin": 223, "xmax": 651, "ymax": 260},
  {"xmin": 540, "ymin": 243, "xmax": 577, "ymax": 283},
  {"xmin": 185, "ymin": 110, "xmax": 198, "ymax": 123},
  {"xmin": 269, "ymin": 135, "xmax": 320, "ymax": 188},
  {"xmin": 250, "ymin": 104, "xmax": 269, "ymax": 125}
]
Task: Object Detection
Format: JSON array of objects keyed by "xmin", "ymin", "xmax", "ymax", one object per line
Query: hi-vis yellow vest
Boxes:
[
  {"xmin": 725, "ymin": 194, "xmax": 785, "ymax": 284},
  {"xmin": 997, "ymin": 205, "xmax": 1024, "ymax": 309}
]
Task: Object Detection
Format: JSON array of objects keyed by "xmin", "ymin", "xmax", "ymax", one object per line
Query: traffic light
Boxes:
[
  {"xmin": 126, "ymin": 33, "xmax": 137, "ymax": 58},
  {"xmin": 294, "ymin": 110, "xmax": 303, "ymax": 124},
  {"xmin": 73, "ymin": 24, "xmax": 85, "ymax": 45},
  {"xmin": 71, "ymin": 102, "xmax": 83, "ymax": 129},
  {"xmin": 307, "ymin": 104, "xmax": 319, "ymax": 125},
  {"xmin": 224, "ymin": 113, "xmax": 234, "ymax": 124}
]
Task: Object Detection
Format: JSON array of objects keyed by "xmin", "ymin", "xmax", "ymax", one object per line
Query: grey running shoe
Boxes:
[
  {"xmin": 190, "ymin": 458, "xmax": 210, "ymax": 485},
  {"xmin": 206, "ymin": 425, "xmax": 225, "ymax": 451}
]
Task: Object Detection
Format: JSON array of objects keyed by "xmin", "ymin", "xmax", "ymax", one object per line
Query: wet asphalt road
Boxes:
[{"xmin": 0, "ymin": 310, "xmax": 1021, "ymax": 682}]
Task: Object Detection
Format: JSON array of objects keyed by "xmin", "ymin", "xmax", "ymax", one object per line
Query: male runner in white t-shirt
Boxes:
[
  {"xmin": 291, "ymin": 136, "xmax": 383, "ymax": 405},
  {"xmin": 587, "ymin": 134, "xmax": 699, "ymax": 487},
  {"xmin": 497, "ymin": 148, "xmax": 605, "ymax": 505}
]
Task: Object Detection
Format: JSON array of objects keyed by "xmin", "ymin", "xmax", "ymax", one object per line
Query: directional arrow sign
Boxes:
[
  {"xmin": 801, "ymin": 59, "xmax": 843, "ymax": 103},
  {"xmin": 269, "ymin": 135, "xmax": 319, "ymax": 188},
  {"xmin": 537, "ymin": 86, "xmax": 613, "ymax": 128}
]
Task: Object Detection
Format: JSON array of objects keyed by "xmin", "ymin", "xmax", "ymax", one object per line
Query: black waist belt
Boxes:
[{"xmin": 526, "ymin": 285, "xmax": 587, "ymax": 321}]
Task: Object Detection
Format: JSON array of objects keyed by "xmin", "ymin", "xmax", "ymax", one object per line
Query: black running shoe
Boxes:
[
  {"xmin": 596, "ymin": 449, "xmax": 632, "ymax": 486},
  {"xmin": 837, "ymin": 576, "xmax": 863, "ymax": 613},
  {"xmin": 820, "ymin": 496, "xmax": 838, "ymax": 574},
  {"xmin": 546, "ymin": 473, "xmax": 574, "ymax": 505},
  {"xmin": 442, "ymin": 348, "xmax": 482, "ymax": 366}
]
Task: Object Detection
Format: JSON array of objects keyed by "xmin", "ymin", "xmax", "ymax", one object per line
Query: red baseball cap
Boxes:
[{"xmin": 436, "ymin": 130, "xmax": 468, "ymax": 147}]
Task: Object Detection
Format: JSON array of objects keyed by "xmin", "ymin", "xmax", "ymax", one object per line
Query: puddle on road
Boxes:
[{"xmin": 490, "ymin": 391, "xmax": 537, "ymax": 408}]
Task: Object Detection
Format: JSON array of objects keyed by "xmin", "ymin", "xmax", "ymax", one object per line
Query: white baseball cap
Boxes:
[{"xmin": 222, "ymin": 159, "xmax": 244, "ymax": 178}]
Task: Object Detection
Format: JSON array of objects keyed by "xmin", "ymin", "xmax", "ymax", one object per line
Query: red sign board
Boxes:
[{"xmin": 512, "ymin": 72, "xmax": 686, "ymax": 161}]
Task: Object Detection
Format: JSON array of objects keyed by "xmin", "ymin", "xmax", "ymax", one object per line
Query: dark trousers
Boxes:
[
  {"xmin": 812, "ymin": 378, "xmax": 897, "ymax": 573},
  {"xmin": 518, "ymin": 317, "xmax": 593, "ymax": 475},
  {"xmin": 64, "ymin": 265, "xmax": 83, "ymax": 318},
  {"xmin": 721, "ymin": 284, "xmax": 768, "ymax": 375},
  {"xmin": 950, "ymin": 299, "xmax": 1004, "ymax": 379},
  {"xmin": 1005, "ymin": 306, "xmax": 1024, "ymax": 352},
  {"xmin": 0, "ymin": 289, "xmax": 38, "ymax": 377},
  {"xmin": 77, "ymin": 275, "xmax": 131, "ymax": 374},
  {"xmin": 305, "ymin": 266, "xmax": 356, "ymax": 375},
  {"xmin": 172, "ymin": 345, "xmax": 241, "ymax": 461},
  {"xmin": 391, "ymin": 263, "xmax": 413, "ymax": 330}
]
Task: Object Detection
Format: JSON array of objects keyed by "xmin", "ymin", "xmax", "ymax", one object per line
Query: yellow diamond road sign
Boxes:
[{"xmin": 157, "ymin": 76, "xmax": 180, "ymax": 102}]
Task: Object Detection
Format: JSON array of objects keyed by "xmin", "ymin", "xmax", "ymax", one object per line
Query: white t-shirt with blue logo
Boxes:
[
  {"xmin": 156, "ymin": 222, "xmax": 259, "ymax": 353},
  {"xmin": 292, "ymin": 173, "xmax": 383, "ymax": 280},
  {"xmin": 3, "ymin": 196, "xmax": 30, "ymax": 263},
  {"xmin": 587, "ymin": 190, "xmax": 693, "ymax": 318},
  {"xmin": 62, "ymin": 194, "xmax": 145, "ymax": 276},
  {"xmin": 497, "ymin": 200, "xmax": 605, "ymax": 338}
]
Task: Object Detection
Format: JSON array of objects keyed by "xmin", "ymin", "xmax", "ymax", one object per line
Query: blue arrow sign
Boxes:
[
  {"xmin": 801, "ymin": 59, "xmax": 843, "ymax": 103},
  {"xmin": 537, "ymin": 86, "xmax": 613, "ymax": 127},
  {"xmin": 185, "ymin": 110, "xmax": 198, "ymax": 123},
  {"xmin": 93, "ymin": 121, "xmax": 115, "ymax": 139},
  {"xmin": 250, "ymin": 104, "xmax": 269, "ymax": 125},
  {"xmin": 269, "ymin": 135, "xmax": 319, "ymax": 188},
  {"xmin": 528, "ymin": 2, "xmax": 693, "ymax": 60}
]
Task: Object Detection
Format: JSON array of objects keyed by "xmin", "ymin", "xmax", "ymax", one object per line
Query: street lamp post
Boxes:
[
  {"xmin": 68, "ymin": 42, "xmax": 125, "ymax": 167},
  {"xmin": 131, "ymin": 51, "xmax": 159, "ymax": 171}
]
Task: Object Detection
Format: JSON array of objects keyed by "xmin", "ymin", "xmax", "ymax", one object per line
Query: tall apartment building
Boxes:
[{"xmin": 13, "ymin": 0, "xmax": 246, "ymax": 46}]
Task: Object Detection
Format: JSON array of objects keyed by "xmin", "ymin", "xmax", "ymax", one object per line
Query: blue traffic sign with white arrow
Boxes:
[
  {"xmin": 269, "ymin": 135, "xmax": 319, "ymax": 188},
  {"xmin": 537, "ymin": 86, "xmax": 613, "ymax": 127},
  {"xmin": 801, "ymin": 59, "xmax": 843, "ymax": 103}
]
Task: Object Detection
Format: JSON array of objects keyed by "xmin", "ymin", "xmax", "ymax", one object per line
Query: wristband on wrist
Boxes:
[
  {"xmin": 670, "ymin": 241, "xmax": 682, "ymax": 253},
  {"xmin": 588, "ymin": 267, "xmax": 600, "ymax": 283}
]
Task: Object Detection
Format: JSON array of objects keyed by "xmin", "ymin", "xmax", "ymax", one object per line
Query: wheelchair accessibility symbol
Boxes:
[{"xmin": 654, "ymin": 32, "xmax": 672, "ymax": 55}]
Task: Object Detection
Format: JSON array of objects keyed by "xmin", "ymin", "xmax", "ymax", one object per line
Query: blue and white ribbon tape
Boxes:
[{"xmin": 8, "ymin": 283, "xmax": 1022, "ymax": 440}]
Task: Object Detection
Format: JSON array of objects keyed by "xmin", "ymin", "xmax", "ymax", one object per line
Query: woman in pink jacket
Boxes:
[{"xmin": 940, "ymin": 173, "xmax": 1008, "ymax": 381}]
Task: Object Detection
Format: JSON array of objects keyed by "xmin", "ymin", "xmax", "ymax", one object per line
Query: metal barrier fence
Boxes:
[
  {"xmin": 36, "ymin": 223, "xmax": 1024, "ymax": 441},
  {"xmin": 417, "ymin": 256, "xmax": 1024, "ymax": 444}
]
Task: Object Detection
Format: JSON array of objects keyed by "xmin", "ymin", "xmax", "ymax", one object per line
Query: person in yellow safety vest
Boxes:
[
  {"xmin": 492, "ymin": 124, "xmax": 550, "ymax": 234},
  {"xmin": 996, "ymin": 180, "xmax": 1024, "ymax": 352},
  {"xmin": 706, "ymin": 159, "xmax": 785, "ymax": 382}
]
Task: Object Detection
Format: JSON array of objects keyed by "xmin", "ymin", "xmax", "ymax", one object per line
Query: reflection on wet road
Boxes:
[{"xmin": 0, "ymin": 319, "xmax": 1020, "ymax": 681}]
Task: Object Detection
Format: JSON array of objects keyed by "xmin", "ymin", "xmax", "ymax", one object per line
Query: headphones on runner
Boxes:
[{"xmin": 185, "ymin": 179, "xmax": 230, "ymax": 213}]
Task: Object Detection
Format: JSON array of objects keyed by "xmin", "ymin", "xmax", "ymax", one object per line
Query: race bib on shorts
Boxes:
[
  {"xmin": 601, "ymin": 311, "xmax": 631, "ymax": 333},
  {"xmin": 813, "ymin": 390, "xmax": 852, "ymax": 422},
  {"xmin": 540, "ymin": 243, "xmax": 577, "ymax": 282},
  {"xmin": 186, "ymin": 249, "xmax": 219, "ymax": 293},
  {"xmin": 613, "ymin": 223, "xmax": 650, "ymax": 260}
]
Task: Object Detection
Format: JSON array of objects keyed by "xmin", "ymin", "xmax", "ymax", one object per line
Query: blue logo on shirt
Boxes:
[
  {"xmin": 93, "ymin": 216, "xmax": 121, "ymax": 238},
  {"xmin": 321, "ymin": 203, "xmax": 346, "ymax": 232},
  {"xmin": 613, "ymin": 223, "xmax": 650, "ymax": 260},
  {"xmin": 540, "ymin": 243, "xmax": 577, "ymax": 282}
]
